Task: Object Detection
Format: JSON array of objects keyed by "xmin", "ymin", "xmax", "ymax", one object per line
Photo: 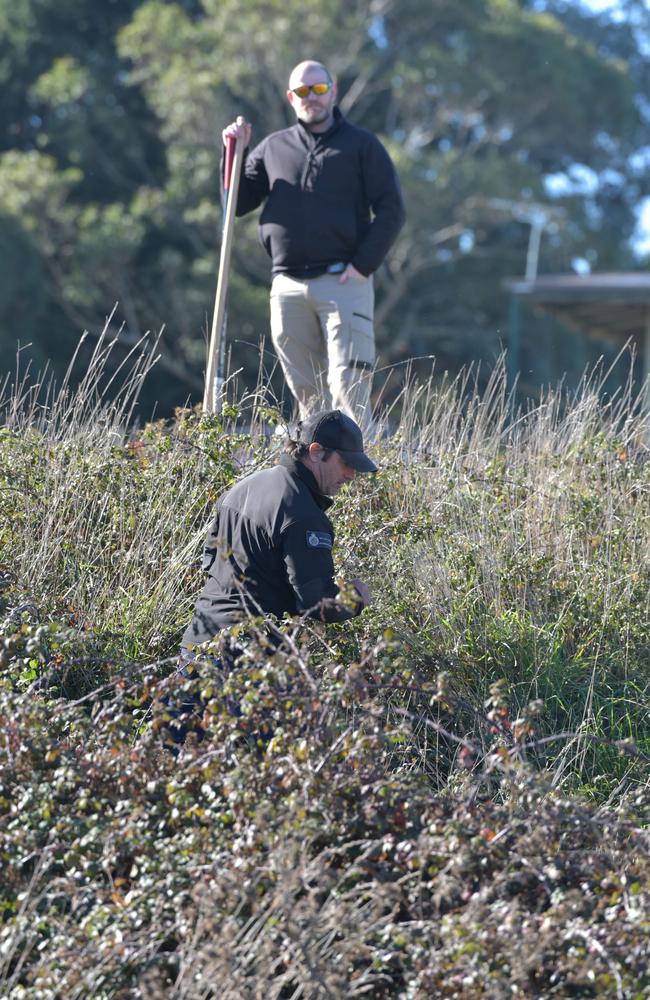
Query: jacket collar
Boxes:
[{"xmin": 280, "ymin": 454, "xmax": 334, "ymax": 511}]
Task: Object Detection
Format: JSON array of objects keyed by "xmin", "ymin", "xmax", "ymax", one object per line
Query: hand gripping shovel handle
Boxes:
[{"xmin": 203, "ymin": 132, "xmax": 245, "ymax": 414}]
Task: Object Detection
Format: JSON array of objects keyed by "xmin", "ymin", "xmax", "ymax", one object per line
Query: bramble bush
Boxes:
[
  {"xmin": 0, "ymin": 336, "xmax": 649, "ymax": 996},
  {"xmin": 1, "ymin": 631, "xmax": 649, "ymax": 998}
]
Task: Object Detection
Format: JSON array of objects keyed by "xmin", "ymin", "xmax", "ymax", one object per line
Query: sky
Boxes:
[
  {"xmin": 584, "ymin": 0, "xmax": 650, "ymax": 254},
  {"xmin": 578, "ymin": 0, "xmax": 650, "ymax": 257}
]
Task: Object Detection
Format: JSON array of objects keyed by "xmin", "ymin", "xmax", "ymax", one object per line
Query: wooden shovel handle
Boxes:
[{"xmin": 203, "ymin": 135, "xmax": 245, "ymax": 414}]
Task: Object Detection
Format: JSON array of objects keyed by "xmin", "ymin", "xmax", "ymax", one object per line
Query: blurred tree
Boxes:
[{"xmin": 0, "ymin": 0, "xmax": 648, "ymax": 414}]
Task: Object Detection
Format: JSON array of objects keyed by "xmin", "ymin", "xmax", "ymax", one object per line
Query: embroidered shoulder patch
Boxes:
[{"xmin": 306, "ymin": 530, "xmax": 333, "ymax": 550}]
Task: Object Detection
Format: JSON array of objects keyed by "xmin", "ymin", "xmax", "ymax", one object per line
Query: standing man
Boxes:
[{"xmin": 223, "ymin": 60, "xmax": 405, "ymax": 431}]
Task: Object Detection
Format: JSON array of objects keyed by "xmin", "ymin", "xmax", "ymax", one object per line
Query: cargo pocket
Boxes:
[
  {"xmin": 349, "ymin": 311, "xmax": 375, "ymax": 368},
  {"xmin": 201, "ymin": 546, "xmax": 217, "ymax": 572}
]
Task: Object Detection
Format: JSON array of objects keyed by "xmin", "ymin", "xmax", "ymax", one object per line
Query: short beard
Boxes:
[{"xmin": 299, "ymin": 106, "xmax": 330, "ymax": 126}]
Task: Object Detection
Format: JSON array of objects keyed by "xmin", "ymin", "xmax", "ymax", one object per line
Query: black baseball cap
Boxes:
[{"xmin": 298, "ymin": 410, "xmax": 378, "ymax": 473}]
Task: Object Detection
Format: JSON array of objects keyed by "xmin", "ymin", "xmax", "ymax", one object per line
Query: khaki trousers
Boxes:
[{"xmin": 270, "ymin": 272, "xmax": 375, "ymax": 430}]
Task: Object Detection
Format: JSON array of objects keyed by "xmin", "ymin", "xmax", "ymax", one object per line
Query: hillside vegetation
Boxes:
[{"xmin": 1, "ymin": 338, "xmax": 649, "ymax": 998}]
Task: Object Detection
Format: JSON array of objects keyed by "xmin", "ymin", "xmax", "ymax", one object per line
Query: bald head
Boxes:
[
  {"xmin": 288, "ymin": 61, "xmax": 333, "ymax": 91},
  {"xmin": 286, "ymin": 60, "xmax": 337, "ymax": 133}
]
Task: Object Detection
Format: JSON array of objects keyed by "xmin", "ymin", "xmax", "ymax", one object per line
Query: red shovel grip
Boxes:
[{"xmin": 224, "ymin": 134, "xmax": 237, "ymax": 192}]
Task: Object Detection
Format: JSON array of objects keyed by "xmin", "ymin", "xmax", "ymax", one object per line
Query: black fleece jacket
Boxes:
[
  {"xmin": 233, "ymin": 108, "xmax": 405, "ymax": 277},
  {"xmin": 182, "ymin": 456, "xmax": 362, "ymax": 647}
]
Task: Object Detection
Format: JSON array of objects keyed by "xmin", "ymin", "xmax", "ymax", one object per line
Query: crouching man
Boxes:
[{"xmin": 167, "ymin": 410, "xmax": 376, "ymax": 748}]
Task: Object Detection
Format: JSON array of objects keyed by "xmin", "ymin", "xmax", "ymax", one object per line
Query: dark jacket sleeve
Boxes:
[
  {"xmin": 281, "ymin": 519, "xmax": 363, "ymax": 623},
  {"xmin": 223, "ymin": 139, "xmax": 270, "ymax": 216},
  {"xmin": 351, "ymin": 135, "xmax": 406, "ymax": 276}
]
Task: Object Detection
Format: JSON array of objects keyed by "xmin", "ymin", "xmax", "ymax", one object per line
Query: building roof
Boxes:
[{"xmin": 503, "ymin": 272, "xmax": 650, "ymax": 343}]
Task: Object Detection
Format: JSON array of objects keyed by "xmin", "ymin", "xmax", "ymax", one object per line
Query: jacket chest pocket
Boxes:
[{"xmin": 301, "ymin": 147, "xmax": 350, "ymax": 193}]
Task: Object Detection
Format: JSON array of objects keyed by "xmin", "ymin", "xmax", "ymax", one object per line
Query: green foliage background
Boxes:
[{"xmin": 1, "ymin": 0, "xmax": 650, "ymax": 414}]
